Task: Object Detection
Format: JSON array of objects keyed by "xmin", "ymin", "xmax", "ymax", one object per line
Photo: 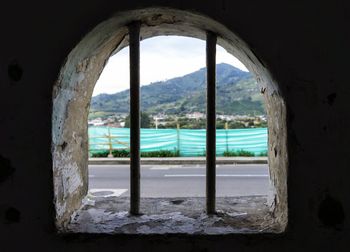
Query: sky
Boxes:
[{"xmin": 92, "ymin": 36, "xmax": 248, "ymax": 96}]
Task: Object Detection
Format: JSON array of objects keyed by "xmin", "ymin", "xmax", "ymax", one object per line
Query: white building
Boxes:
[{"xmin": 185, "ymin": 112, "xmax": 205, "ymax": 120}]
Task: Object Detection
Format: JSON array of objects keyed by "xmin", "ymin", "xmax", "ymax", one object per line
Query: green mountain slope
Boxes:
[{"xmin": 90, "ymin": 63, "xmax": 265, "ymax": 115}]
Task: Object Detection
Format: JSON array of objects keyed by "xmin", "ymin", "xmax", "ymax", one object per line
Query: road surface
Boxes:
[{"xmin": 88, "ymin": 164, "xmax": 270, "ymax": 197}]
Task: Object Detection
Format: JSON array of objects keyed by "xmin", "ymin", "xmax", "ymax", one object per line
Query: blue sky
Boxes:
[{"xmin": 93, "ymin": 36, "xmax": 248, "ymax": 96}]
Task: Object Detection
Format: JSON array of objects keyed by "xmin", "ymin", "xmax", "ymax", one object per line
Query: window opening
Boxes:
[
  {"xmin": 53, "ymin": 8, "xmax": 288, "ymax": 234},
  {"xmin": 86, "ymin": 32, "xmax": 270, "ymax": 223}
]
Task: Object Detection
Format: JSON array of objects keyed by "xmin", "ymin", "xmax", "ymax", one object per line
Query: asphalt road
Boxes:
[{"xmin": 88, "ymin": 164, "xmax": 270, "ymax": 197}]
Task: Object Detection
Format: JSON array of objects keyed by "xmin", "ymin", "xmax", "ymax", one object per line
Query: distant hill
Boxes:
[{"xmin": 90, "ymin": 63, "xmax": 265, "ymax": 116}]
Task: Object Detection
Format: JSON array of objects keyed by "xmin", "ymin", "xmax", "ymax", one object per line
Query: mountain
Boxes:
[{"xmin": 90, "ymin": 63, "xmax": 265, "ymax": 116}]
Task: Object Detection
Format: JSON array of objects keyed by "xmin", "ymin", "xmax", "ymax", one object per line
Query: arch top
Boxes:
[
  {"xmin": 53, "ymin": 8, "xmax": 280, "ymax": 142},
  {"xmin": 116, "ymin": 8, "xmax": 277, "ymax": 92},
  {"xmin": 55, "ymin": 7, "xmax": 279, "ymax": 97}
]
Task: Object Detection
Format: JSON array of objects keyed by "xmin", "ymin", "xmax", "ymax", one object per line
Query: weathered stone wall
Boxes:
[
  {"xmin": 265, "ymin": 91, "xmax": 288, "ymax": 229},
  {"xmin": 52, "ymin": 22, "xmax": 127, "ymax": 228},
  {"xmin": 0, "ymin": 1, "xmax": 349, "ymax": 251}
]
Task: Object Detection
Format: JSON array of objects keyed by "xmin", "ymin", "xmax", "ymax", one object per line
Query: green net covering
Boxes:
[{"xmin": 88, "ymin": 126, "xmax": 267, "ymax": 157}]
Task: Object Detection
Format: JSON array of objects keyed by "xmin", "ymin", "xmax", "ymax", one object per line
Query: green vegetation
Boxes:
[
  {"xmin": 90, "ymin": 63, "xmax": 265, "ymax": 117},
  {"xmin": 222, "ymin": 149, "xmax": 268, "ymax": 157},
  {"xmin": 112, "ymin": 149, "xmax": 129, "ymax": 157},
  {"xmin": 159, "ymin": 118, "xmax": 206, "ymax": 129},
  {"xmin": 90, "ymin": 150, "xmax": 127, "ymax": 158},
  {"xmin": 90, "ymin": 151, "xmax": 111, "ymax": 157},
  {"xmin": 88, "ymin": 111, "xmax": 115, "ymax": 120},
  {"xmin": 258, "ymin": 150, "xmax": 268, "ymax": 157},
  {"xmin": 124, "ymin": 112, "xmax": 152, "ymax": 128},
  {"xmin": 156, "ymin": 117, "xmax": 267, "ymax": 129},
  {"xmin": 223, "ymin": 149, "xmax": 255, "ymax": 157},
  {"xmin": 140, "ymin": 150, "xmax": 180, "ymax": 157}
]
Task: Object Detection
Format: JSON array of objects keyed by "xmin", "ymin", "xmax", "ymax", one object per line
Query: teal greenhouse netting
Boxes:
[{"xmin": 88, "ymin": 126, "xmax": 267, "ymax": 157}]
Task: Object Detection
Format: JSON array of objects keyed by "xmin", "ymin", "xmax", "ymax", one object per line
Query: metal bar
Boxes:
[
  {"xmin": 177, "ymin": 123, "xmax": 180, "ymax": 155},
  {"xmin": 225, "ymin": 122, "xmax": 229, "ymax": 153},
  {"xmin": 206, "ymin": 31, "xmax": 217, "ymax": 214},
  {"xmin": 128, "ymin": 21, "xmax": 141, "ymax": 215}
]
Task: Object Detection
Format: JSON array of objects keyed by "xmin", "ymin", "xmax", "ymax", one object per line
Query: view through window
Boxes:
[
  {"xmin": 52, "ymin": 9, "xmax": 288, "ymax": 234},
  {"xmin": 87, "ymin": 35, "xmax": 269, "ymax": 216}
]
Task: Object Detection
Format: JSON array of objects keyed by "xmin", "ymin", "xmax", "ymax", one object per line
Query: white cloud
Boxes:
[{"xmin": 92, "ymin": 36, "xmax": 248, "ymax": 96}]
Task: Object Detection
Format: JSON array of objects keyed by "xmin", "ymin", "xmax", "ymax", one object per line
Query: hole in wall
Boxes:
[
  {"xmin": 0, "ymin": 154, "xmax": 15, "ymax": 183},
  {"xmin": 4, "ymin": 207, "xmax": 21, "ymax": 223},
  {"xmin": 326, "ymin": 93, "xmax": 337, "ymax": 106},
  {"xmin": 318, "ymin": 194, "xmax": 345, "ymax": 229},
  {"xmin": 8, "ymin": 61, "xmax": 23, "ymax": 82}
]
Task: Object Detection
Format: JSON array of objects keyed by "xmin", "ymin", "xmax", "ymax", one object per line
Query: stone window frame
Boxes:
[{"xmin": 52, "ymin": 7, "xmax": 288, "ymax": 234}]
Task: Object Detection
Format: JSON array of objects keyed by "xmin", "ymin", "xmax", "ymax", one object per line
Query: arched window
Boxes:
[{"xmin": 52, "ymin": 8, "xmax": 288, "ymax": 234}]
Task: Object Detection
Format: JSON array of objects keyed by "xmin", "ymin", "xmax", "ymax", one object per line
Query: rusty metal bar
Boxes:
[
  {"xmin": 206, "ymin": 31, "xmax": 217, "ymax": 214},
  {"xmin": 128, "ymin": 21, "xmax": 141, "ymax": 215}
]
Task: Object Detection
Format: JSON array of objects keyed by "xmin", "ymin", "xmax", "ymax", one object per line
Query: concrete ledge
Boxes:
[
  {"xmin": 88, "ymin": 157, "xmax": 268, "ymax": 165},
  {"xmin": 68, "ymin": 196, "xmax": 277, "ymax": 234}
]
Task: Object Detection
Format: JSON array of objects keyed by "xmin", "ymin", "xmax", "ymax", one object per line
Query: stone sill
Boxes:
[{"xmin": 66, "ymin": 194, "xmax": 281, "ymax": 235}]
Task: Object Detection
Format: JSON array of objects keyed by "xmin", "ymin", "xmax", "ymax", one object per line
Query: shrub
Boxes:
[
  {"xmin": 236, "ymin": 150, "xmax": 255, "ymax": 157},
  {"xmin": 258, "ymin": 150, "xmax": 268, "ymax": 156},
  {"xmin": 223, "ymin": 149, "xmax": 255, "ymax": 157},
  {"xmin": 90, "ymin": 150, "xmax": 110, "ymax": 157},
  {"xmin": 141, "ymin": 150, "xmax": 180, "ymax": 157},
  {"xmin": 112, "ymin": 149, "xmax": 130, "ymax": 157}
]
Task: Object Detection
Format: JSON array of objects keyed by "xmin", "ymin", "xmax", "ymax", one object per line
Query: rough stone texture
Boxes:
[
  {"xmin": 264, "ymin": 91, "xmax": 288, "ymax": 228},
  {"xmin": 67, "ymin": 194, "xmax": 277, "ymax": 234},
  {"xmin": 52, "ymin": 7, "xmax": 288, "ymax": 231},
  {"xmin": 0, "ymin": 1, "xmax": 350, "ymax": 251}
]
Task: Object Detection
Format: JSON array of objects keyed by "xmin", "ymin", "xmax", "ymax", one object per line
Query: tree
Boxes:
[
  {"xmin": 124, "ymin": 112, "xmax": 152, "ymax": 128},
  {"xmin": 216, "ymin": 120, "xmax": 226, "ymax": 129}
]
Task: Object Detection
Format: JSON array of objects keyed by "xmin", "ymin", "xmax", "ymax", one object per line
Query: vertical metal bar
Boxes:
[
  {"xmin": 225, "ymin": 122, "xmax": 229, "ymax": 153},
  {"xmin": 128, "ymin": 21, "xmax": 141, "ymax": 215},
  {"xmin": 206, "ymin": 31, "xmax": 217, "ymax": 214},
  {"xmin": 177, "ymin": 123, "xmax": 180, "ymax": 156}
]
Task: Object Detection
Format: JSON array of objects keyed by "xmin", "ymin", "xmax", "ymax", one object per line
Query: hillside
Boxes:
[{"xmin": 90, "ymin": 63, "xmax": 265, "ymax": 116}]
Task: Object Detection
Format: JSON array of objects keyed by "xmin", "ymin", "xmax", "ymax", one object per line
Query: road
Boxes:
[{"xmin": 88, "ymin": 164, "xmax": 270, "ymax": 197}]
